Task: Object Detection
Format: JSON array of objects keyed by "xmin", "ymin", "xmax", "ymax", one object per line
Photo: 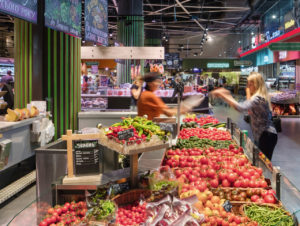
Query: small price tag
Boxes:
[
  {"xmin": 108, "ymin": 182, "xmax": 130, "ymax": 197},
  {"xmin": 223, "ymin": 200, "xmax": 232, "ymax": 212},
  {"xmin": 117, "ymin": 129, "xmax": 134, "ymax": 140},
  {"xmin": 159, "ymin": 123, "xmax": 173, "ymax": 133}
]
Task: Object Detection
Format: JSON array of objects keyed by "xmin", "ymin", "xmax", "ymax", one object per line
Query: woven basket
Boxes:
[
  {"xmin": 111, "ymin": 189, "xmax": 151, "ymax": 207},
  {"xmin": 239, "ymin": 203, "xmax": 285, "ymax": 216}
]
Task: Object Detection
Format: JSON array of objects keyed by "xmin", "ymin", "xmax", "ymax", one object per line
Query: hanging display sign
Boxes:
[
  {"xmin": 234, "ymin": 60, "xmax": 252, "ymax": 67},
  {"xmin": 265, "ymin": 30, "xmax": 282, "ymax": 42},
  {"xmin": 85, "ymin": 0, "xmax": 108, "ymax": 46},
  {"xmin": 207, "ymin": 63, "xmax": 229, "ymax": 68},
  {"xmin": 0, "ymin": 0, "xmax": 37, "ymax": 23},
  {"xmin": 45, "ymin": 0, "xmax": 82, "ymax": 37},
  {"xmin": 284, "ymin": 12, "xmax": 296, "ymax": 33}
]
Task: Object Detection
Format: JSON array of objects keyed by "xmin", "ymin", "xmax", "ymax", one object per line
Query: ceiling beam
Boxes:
[
  {"xmin": 144, "ymin": 3, "xmax": 250, "ymax": 10},
  {"xmin": 146, "ymin": 9, "xmax": 249, "ymax": 15},
  {"xmin": 147, "ymin": 0, "xmax": 191, "ymax": 15},
  {"xmin": 175, "ymin": 0, "xmax": 205, "ymax": 30}
]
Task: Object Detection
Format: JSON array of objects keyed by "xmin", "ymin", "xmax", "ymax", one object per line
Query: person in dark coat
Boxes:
[{"xmin": 0, "ymin": 78, "xmax": 14, "ymax": 114}]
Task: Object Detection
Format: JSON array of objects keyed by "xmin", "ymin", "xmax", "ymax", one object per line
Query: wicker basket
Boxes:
[
  {"xmin": 111, "ymin": 189, "xmax": 151, "ymax": 207},
  {"xmin": 239, "ymin": 203, "xmax": 286, "ymax": 216}
]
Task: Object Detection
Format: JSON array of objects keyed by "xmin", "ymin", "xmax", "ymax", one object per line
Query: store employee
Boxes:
[
  {"xmin": 137, "ymin": 72, "xmax": 187, "ymax": 120},
  {"xmin": 0, "ymin": 78, "xmax": 14, "ymax": 114}
]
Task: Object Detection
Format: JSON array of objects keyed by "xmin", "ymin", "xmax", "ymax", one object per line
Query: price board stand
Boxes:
[{"xmin": 62, "ymin": 130, "xmax": 169, "ymax": 188}]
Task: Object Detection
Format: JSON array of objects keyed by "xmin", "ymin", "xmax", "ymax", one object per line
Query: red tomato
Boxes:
[
  {"xmin": 264, "ymin": 194, "xmax": 276, "ymax": 204},
  {"xmin": 251, "ymin": 195, "xmax": 260, "ymax": 202},
  {"xmin": 222, "ymin": 179, "xmax": 231, "ymax": 187},
  {"xmin": 227, "ymin": 173, "xmax": 238, "ymax": 183}
]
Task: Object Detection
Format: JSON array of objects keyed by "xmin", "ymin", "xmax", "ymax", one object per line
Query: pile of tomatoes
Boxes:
[
  {"xmin": 115, "ymin": 201, "xmax": 147, "ymax": 226},
  {"xmin": 39, "ymin": 201, "xmax": 87, "ymax": 226},
  {"xmin": 179, "ymin": 128, "xmax": 232, "ymax": 140},
  {"xmin": 183, "ymin": 116, "xmax": 219, "ymax": 126}
]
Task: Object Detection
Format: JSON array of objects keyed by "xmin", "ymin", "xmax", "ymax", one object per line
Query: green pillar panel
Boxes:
[
  {"xmin": 117, "ymin": 16, "xmax": 144, "ymax": 84},
  {"xmin": 46, "ymin": 29, "xmax": 81, "ymax": 139},
  {"xmin": 14, "ymin": 19, "xmax": 33, "ymax": 109}
]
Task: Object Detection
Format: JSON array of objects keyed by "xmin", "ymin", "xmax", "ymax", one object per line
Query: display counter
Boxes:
[
  {"xmin": 0, "ymin": 116, "xmax": 43, "ymax": 190},
  {"xmin": 78, "ymin": 111, "xmax": 138, "ymax": 129},
  {"xmin": 9, "ymin": 115, "xmax": 300, "ymax": 225}
]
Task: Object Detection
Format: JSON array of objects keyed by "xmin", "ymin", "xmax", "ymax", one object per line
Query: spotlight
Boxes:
[
  {"xmin": 272, "ymin": 15, "xmax": 276, "ymax": 19},
  {"xmin": 251, "ymin": 32, "xmax": 254, "ymax": 35},
  {"xmin": 109, "ymin": 33, "xmax": 113, "ymax": 37}
]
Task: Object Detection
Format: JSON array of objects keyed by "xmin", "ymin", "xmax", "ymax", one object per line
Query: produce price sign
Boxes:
[
  {"xmin": 117, "ymin": 128, "xmax": 134, "ymax": 140},
  {"xmin": 85, "ymin": 0, "xmax": 108, "ymax": 46},
  {"xmin": 45, "ymin": 0, "xmax": 82, "ymax": 37},
  {"xmin": 158, "ymin": 123, "xmax": 173, "ymax": 133},
  {"xmin": 222, "ymin": 200, "xmax": 232, "ymax": 212},
  {"xmin": 74, "ymin": 140, "xmax": 100, "ymax": 175},
  {"xmin": 0, "ymin": 0, "xmax": 37, "ymax": 23}
]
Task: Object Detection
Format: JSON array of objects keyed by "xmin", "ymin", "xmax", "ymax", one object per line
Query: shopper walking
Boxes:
[
  {"xmin": 211, "ymin": 72, "xmax": 277, "ymax": 160},
  {"xmin": 137, "ymin": 72, "xmax": 187, "ymax": 120},
  {"xmin": 1, "ymin": 70, "xmax": 13, "ymax": 85}
]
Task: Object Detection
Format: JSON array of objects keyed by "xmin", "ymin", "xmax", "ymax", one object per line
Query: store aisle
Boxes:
[
  {"xmin": 213, "ymin": 105, "xmax": 300, "ymax": 190},
  {"xmin": 0, "ymin": 185, "xmax": 36, "ymax": 226}
]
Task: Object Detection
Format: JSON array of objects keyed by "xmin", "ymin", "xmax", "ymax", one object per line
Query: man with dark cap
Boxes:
[
  {"xmin": 1, "ymin": 70, "xmax": 13, "ymax": 85},
  {"xmin": 0, "ymin": 77, "xmax": 14, "ymax": 114},
  {"xmin": 137, "ymin": 72, "xmax": 187, "ymax": 120}
]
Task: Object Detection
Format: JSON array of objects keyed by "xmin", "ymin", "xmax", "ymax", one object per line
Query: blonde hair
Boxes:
[{"xmin": 248, "ymin": 72, "xmax": 271, "ymax": 109}]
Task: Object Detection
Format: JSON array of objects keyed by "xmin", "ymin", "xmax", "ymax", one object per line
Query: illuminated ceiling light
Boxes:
[
  {"xmin": 205, "ymin": 28, "xmax": 208, "ymax": 31},
  {"xmin": 82, "ymin": 40, "xmax": 85, "ymax": 44},
  {"xmin": 163, "ymin": 35, "xmax": 166, "ymax": 39},
  {"xmin": 272, "ymin": 15, "xmax": 276, "ymax": 19},
  {"xmin": 109, "ymin": 33, "xmax": 113, "ymax": 37},
  {"xmin": 238, "ymin": 40, "xmax": 241, "ymax": 44},
  {"xmin": 152, "ymin": 19, "xmax": 157, "ymax": 23},
  {"xmin": 204, "ymin": 33, "xmax": 207, "ymax": 37},
  {"xmin": 251, "ymin": 32, "xmax": 254, "ymax": 35},
  {"xmin": 105, "ymin": 67, "xmax": 109, "ymax": 71}
]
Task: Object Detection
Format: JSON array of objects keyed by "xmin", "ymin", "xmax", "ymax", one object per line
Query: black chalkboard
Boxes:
[
  {"xmin": 45, "ymin": 0, "xmax": 82, "ymax": 37},
  {"xmin": 118, "ymin": 129, "xmax": 134, "ymax": 140},
  {"xmin": 223, "ymin": 200, "xmax": 233, "ymax": 212},
  {"xmin": 84, "ymin": 0, "xmax": 108, "ymax": 45},
  {"xmin": 74, "ymin": 140, "xmax": 100, "ymax": 175},
  {"xmin": 0, "ymin": 0, "xmax": 37, "ymax": 23}
]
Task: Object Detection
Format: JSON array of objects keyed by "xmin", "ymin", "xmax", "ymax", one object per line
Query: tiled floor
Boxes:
[
  {"xmin": 0, "ymin": 185, "xmax": 36, "ymax": 226},
  {"xmin": 1, "ymin": 105, "xmax": 300, "ymax": 225}
]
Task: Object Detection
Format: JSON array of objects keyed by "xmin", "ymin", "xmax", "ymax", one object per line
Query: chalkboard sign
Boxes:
[
  {"xmin": 45, "ymin": 0, "xmax": 82, "ymax": 37},
  {"xmin": 0, "ymin": 0, "xmax": 37, "ymax": 23},
  {"xmin": 108, "ymin": 182, "xmax": 130, "ymax": 197},
  {"xmin": 118, "ymin": 129, "xmax": 134, "ymax": 140},
  {"xmin": 85, "ymin": 0, "xmax": 108, "ymax": 45},
  {"xmin": 159, "ymin": 123, "xmax": 174, "ymax": 133},
  {"xmin": 74, "ymin": 140, "xmax": 100, "ymax": 175},
  {"xmin": 223, "ymin": 200, "xmax": 232, "ymax": 212}
]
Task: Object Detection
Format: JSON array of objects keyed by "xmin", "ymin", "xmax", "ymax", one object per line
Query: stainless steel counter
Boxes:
[{"xmin": 78, "ymin": 111, "xmax": 138, "ymax": 129}]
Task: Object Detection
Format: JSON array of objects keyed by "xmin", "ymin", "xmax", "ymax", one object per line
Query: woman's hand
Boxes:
[{"xmin": 211, "ymin": 88, "xmax": 230, "ymax": 98}]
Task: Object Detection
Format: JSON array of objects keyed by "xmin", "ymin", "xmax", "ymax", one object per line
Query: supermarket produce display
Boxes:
[{"xmin": 9, "ymin": 115, "xmax": 300, "ymax": 226}]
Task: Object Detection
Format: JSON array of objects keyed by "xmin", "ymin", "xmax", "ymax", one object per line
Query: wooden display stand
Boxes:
[
  {"xmin": 62, "ymin": 130, "xmax": 101, "ymax": 178},
  {"xmin": 61, "ymin": 130, "xmax": 169, "ymax": 187}
]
